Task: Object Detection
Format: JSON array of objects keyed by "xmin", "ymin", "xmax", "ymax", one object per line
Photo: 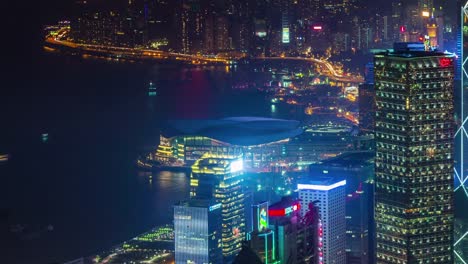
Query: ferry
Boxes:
[{"xmin": 148, "ymin": 81, "xmax": 157, "ymax": 97}]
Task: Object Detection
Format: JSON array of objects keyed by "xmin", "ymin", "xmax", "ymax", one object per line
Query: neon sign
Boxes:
[
  {"xmin": 259, "ymin": 208, "xmax": 268, "ymax": 231},
  {"xmin": 230, "ymin": 159, "xmax": 243, "ymax": 173},
  {"xmin": 439, "ymin": 58, "xmax": 452, "ymax": 67},
  {"xmin": 282, "ymin": 28, "xmax": 290, "ymax": 43},
  {"xmin": 209, "ymin": 203, "xmax": 221, "ymax": 211},
  {"xmin": 268, "ymin": 203, "xmax": 300, "ymax": 217},
  {"xmin": 297, "ymin": 180, "xmax": 346, "ymax": 191}
]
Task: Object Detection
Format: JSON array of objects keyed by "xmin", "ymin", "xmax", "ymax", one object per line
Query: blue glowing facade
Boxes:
[{"xmin": 174, "ymin": 200, "xmax": 223, "ymax": 264}]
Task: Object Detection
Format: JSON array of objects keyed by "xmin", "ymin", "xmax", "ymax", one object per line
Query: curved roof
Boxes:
[{"xmin": 163, "ymin": 117, "xmax": 303, "ymax": 146}]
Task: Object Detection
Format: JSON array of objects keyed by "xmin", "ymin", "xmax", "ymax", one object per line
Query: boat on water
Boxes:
[
  {"xmin": 136, "ymin": 156, "xmax": 190, "ymax": 172},
  {"xmin": 0, "ymin": 154, "xmax": 9, "ymax": 163},
  {"xmin": 148, "ymin": 81, "xmax": 157, "ymax": 97}
]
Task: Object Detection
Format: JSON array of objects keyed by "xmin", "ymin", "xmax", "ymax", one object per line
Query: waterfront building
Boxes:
[
  {"xmin": 148, "ymin": 117, "xmax": 302, "ymax": 169},
  {"xmin": 190, "ymin": 154, "xmax": 246, "ymax": 263},
  {"xmin": 374, "ymin": 42, "xmax": 455, "ymax": 263},
  {"xmin": 174, "ymin": 200, "xmax": 223, "ymax": 264},
  {"xmin": 298, "ymin": 177, "xmax": 346, "ymax": 264}
]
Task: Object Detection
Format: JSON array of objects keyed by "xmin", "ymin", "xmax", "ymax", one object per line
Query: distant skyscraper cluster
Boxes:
[{"xmin": 68, "ymin": 0, "xmax": 459, "ymax": 56}]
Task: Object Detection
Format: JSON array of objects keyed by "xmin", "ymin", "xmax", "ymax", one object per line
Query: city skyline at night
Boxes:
[{"xmin": 2, "ymin": 0, "xmax": 467, "ymax": 263}]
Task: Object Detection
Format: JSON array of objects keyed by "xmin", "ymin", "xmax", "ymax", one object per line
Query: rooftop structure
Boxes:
[{"xmin": 164, "ymin": 117, "xmax": 303, "ymax": 146}]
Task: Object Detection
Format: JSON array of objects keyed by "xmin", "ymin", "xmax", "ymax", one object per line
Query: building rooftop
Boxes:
[
  {"xmin": 269, "ymin": 197, "xmax": 299, "ymax": 211},
  {"xmin": 191, "ymin": 153, "xmax": 243, "ymax": 174},
  {"xmin": 374, "ymin": 42, "xmax": 455, "ymax": 59},
  {"xmin": 175, "ymin": 199, "xmax": 220, "ymax": 209},
  {"xmin": 297, "ymin": 177, "xmax": 346, "ymax": 191},
  {"xmin": 318, "ymin": 151, "xmax": 374, "ymax": 168},
  {"xmin": 163, "ymin": 117, "xmax": 303, "ymax": 146}
]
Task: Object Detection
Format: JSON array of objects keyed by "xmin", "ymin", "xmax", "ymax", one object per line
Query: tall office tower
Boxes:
[
  {"xmin": 456, "ymin": 2, "xmax": 468, "ymax": 262},
  {"xmin": 374, "ymin": 42, "xmax": 455, "ymax": 263},
  {"xmin": 418, "ymin": 0, "xmax": 433, "ymax": 16},
  {"xmin": 191, "ymin": 153, "xmax": 246, "ymax": 263},
  {"xmin": 174, "ymin": 200, "xmax": 223, "ymax": 264},
  {"xmin": 309, "ymin": 151, "xmax": 375, "ymax": 264},
  {"xmin": 215, "ymin": 15, "xmax": 231, "ymax": 51},
  {"xmin": 359, "ymin": 82, "xmax": 376, "ymax": 134},
  {"xmin": 280, "ymin": 0, "xmax": 291, "ymax": 48},
  {"xmin": 391, "ymin": 1, "xmax": 403, "ymax": 43},
  {"xmin": 298, "ymin": 177, "xmax": 346, "ymax": 264},
  {"xmin": 177, "ymin": 0, "xmax": 205, "ymax": 54}
]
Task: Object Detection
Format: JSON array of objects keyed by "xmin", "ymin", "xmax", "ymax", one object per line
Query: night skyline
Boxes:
[{"xmin": 1, "ymin": 0, "xmax": 467, "ymax": 264}]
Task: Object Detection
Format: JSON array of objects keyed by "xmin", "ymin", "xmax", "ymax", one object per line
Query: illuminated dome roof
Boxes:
[{"xmin": 163, "ymin": 117, "xmax": 303, "ymax": 146}]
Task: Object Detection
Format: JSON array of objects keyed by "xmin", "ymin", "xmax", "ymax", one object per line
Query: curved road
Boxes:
[
  {"xmin": 255, "ymin": 56, "xmax": 364, "ymax": 83},
  {"xmin": 45, "ymin": 35, "xmax": 363, "ymax": 84}
]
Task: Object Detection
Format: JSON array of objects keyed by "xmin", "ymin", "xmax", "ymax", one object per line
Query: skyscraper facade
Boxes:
[
  {"xmin": 174, "ymin": 200, "xmax": 223, "ymax": 264},
  {"xmin": 455, "ymin": 2, "xmax": 468, "ymax": 262},
  {"xmin": 298, "ymin": 177, "xmax": 346, "ymax": 264},
  {"xmin": 190, "ymin": 153, "xmax": 246, "ymax": 263},
  {"xmin": 374, "ymin": 42, "xmax": 455, "ymax": 263}
]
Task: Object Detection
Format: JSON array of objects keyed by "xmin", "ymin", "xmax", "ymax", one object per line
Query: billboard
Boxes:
[
  {"xmin": 282, "ymin": 27, "xmax": 290, "ymax": 44},
  {"xmin": 253, "ymin": 202, "xmax": 269, "ymax": 232}
]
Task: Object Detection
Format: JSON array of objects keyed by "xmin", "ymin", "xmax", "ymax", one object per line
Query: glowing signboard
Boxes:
[
  {"xmin": 259, "ymin": 207, "xmax": 268, "ymax": 231},
  {"xmin": 268, "ymin": 202, "xmax": 300, "ymax": 217},
  {"xmin": 297, "ymin": 180, "xmax": 346, "ymax": 191},
  {"xmin": 282, "ymin": 28, "xmax": 290, "ymax": 43},
  {"xmin": 422, "ymin": 11, "xmax": 430, "ymax": 17},
  {"xmin": 439, "ymin": 58, "xmax": 453, "ymax": 67},
  {"xmin": 230, "ymin": 159, "xmax": 243, "ymax": 173},
  {"xmin": 312, "ymin": 25, "xmax": 322, "ymax": 31},
  {"xmin": 209, "ymin": 203, "xmax": 222, "ymax": 211}
]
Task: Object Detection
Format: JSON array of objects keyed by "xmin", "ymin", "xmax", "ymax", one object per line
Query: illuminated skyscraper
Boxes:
[
  {"xmin": 455, "ymin": 2, "xmax": 468, "ymax": 262},
  {"xmin": 374, "ymin": 42, "xmax": 455, "ymax": 263},
  {"xmin": 190, "ymin": 153, "xmax": 246, "ymax": 263},
  {"xmin": 298, "ymin": 177, "xmax": 346, "ymax": 264},
  {"xmin": 174, "ymin": 200, "xmax": 223, "ymax": 264}
]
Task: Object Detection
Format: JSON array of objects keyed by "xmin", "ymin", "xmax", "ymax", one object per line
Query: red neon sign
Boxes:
[
  {"xmin": 399, "ymin": 26, "xmax": 406, "ymax": 33},
  {"xmin": 268, "ymin": 203, "xmax": 300, "ymax": 216},
  {"xmin": 439, "ymin": 58, "xmax": 452, "ymax": 67},
  {"xmin": 312, "ymin": 25, "xmax": 322, "ymax": 31}
]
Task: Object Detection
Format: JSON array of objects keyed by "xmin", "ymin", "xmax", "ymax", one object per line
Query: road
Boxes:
[
  {"xmin": 45, "ymin": 30, "xmax": 363, "ymax": 84},
  {"xmin": 256, "ymin": 56, "xmax": 364, "ymax": 83}
]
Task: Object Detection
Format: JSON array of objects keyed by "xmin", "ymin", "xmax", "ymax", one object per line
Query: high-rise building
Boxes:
[
  {"xmin": 298, "ymin": 177, "xmax": 346, "ymax": 264},
  {"xmin": 456, "ymin": 2, "xmax": 468, "ymax": 262},
  {"xmin": 359, "ymin": 83, "xmax": 376, "ymax": 134},
  {"xmin": 374, "ymin": 42, "xmax": 455, "ymax": 263},
  {"xmin": 190, "ymin": 153, "xmax": 246, "ymax": 263},
  {"xmin": 174, "ymin": 200, "xmax": 223, "ymax": 264},
  {"xmin": 309, "ymin": 151, "xmax": 375, "ymax": 264}
]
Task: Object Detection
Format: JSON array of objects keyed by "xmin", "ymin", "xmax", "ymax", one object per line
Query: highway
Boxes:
[
  {"xmin": 255, "ymin": 56, "xmax": 364, "ymax": 83},
  {"xmin": 45, "ymin": 30, "xmax": 363, "ymax": 84}
]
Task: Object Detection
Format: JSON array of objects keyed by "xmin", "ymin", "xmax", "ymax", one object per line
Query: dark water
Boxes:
[{"xmin": 0, "ymin": 53, "xmax": 283, "ymax": 263}]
